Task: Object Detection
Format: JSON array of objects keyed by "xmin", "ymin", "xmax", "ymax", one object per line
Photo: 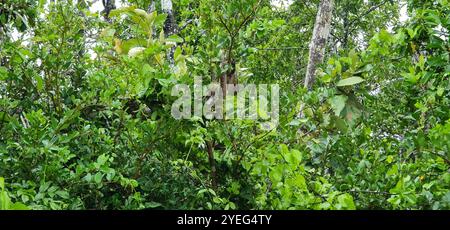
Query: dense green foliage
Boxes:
[{"xmin": 0, "ymin": 0, "xmax": 449, "ymax": 210}]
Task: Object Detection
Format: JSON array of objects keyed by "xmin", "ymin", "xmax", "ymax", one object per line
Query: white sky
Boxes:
[
  {"xmin": 400, "ymin": 3, "xmax": 408, "ymax": 22},
  {"xmin": 90, "ymin": 0, "xmax": 124, "ymax": 13},
  {"xmin": 271, "ymin": 0, "xmax": 294, "ymax": 9},
  {"xmin": 91, "ymin": 0, "xmax": 103, "ymax": 12}
]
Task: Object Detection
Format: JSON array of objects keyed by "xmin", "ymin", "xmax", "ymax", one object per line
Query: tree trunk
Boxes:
[
  {"xmin": 304, "ymin": 0, "xmax": 334, "ymax": 90},
  {"xmin": 74, "ymin": 0, "xmax": 88, "ymax": 91},
  {"xmin": 161, "ymin": 0, "xmax": 177, "ymax": 36},
  {"xmin": 297, "ymin": 0, "xmax": 334, "ymax": 120},
  {"xmin": 342, "ymin": 9, "xmax": 350, "ymax": 49},
  {"xmin": 102, "ymin": 0, "xmax": 116, "ymax": 23},
  {"xmin": 161, "ymin": 0, "xmax": 177, "ymax": 65},
  {"xmin": 219, "ymin": 53, "xmax": 236, "ymax": 97},
  {"xmin": 207, "ymin": 141, "xmax": 217, "ymax": 188},
  {"xmin": 147, "ymin": 0, "xmax": 156, "ymax": 13}
]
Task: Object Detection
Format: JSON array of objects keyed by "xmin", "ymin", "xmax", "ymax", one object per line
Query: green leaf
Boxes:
[
  {"xmin": 56, "ymin": 191, "xmax": 70, "ymax": 199},
  {"xmin": 437, "ymin": 87, "xmax": 444, "ymax": 97},
  {"xmin": 9, "ymin": 202, "xmax": 30, "ymax": 210},
  {"xmin": 154, "ymin": 14, "xmax": 167, "ymax": 27},
  {"xmin": 94, "ymin": 172, "xmax": 103, "ymax": 184},
  {"xmin": 337, "ymin": 194, "xmax": 356, "ymax": 210},
  {"xmin": 0, "ymin": 177, "xmax": 11, "ymax": 210},
  {"xmin": 386, "ymin": 164, "xmax": 398, "ymax": 177},
  {"xmin": 83, "ymin": 173, "xmax": 92, "ymax": 182},
  {"xmin": 329, "ymin": 95, "xmax": 348, "ymax": 116},
  {"xmin": 121, "ymin": 38, "xmax": 147, "ymax": 54},
  {"xmin": 96, "ymin": 154, "xmax": 109, "ymax": 167},
  {"xmin": 39, "ymin": 181, "xmax": 51, "ymax": 193},
  {"xmin": 146, "ymin": 201, "xmax": 162, "ymax": 208},
  {"xmin": 0, "ymin": 177, "xmax": 4, "ymax": 190},
  {"xmin": 100, "ymin": 27, "xmax": 116, "ymax": 39},
  {"xmin": 109, "ymin": 6, "xmax": 137, "ymax": 18},
  {"xmin": 35, "ymin": 75, "xmax": 44, "ymax": 91},
  {"xmin": 285, "ymin": 149, "xmax": 302, "ymax": 166},
  {"xmin": 166, "ymin": 35, "xmax": 183, "ymax": 43},
  {"xmin": 336, "ymin": 77, "xmax": 365, "ymax": 87},
  {"xmin": 291, "ymin": 174, "xmax": 307, "ymax": 190},
  {"xmin": 280, "ymin": 144, "xmax": 289, "ymax": 155},
  {"xmin": 269, "ymin": 165, "xmax": 283, "ymax": 183},
  {"xmin": 174, "ymin": 46, "xmax": 183, "ymax": 62},
  {"xmin": 133, "ymin": 9, "xmax": 148, "ymax": 17},
  {"xmin": 407, "ymin": 27, "xmax": 419, "ymax": 39},
  {"xmin": 0, "ymin": 66, "xmax": 7, "ymax": 80},
  {"xmin": 128, "ymin": 47, "xmax": 146, "ymax": 57},
  {"xmin": 390, "ymin": 178, "xmax": 405, "ymax": 194}
]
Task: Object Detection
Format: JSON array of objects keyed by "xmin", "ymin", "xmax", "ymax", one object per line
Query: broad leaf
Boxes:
[{"xmin": 336, "ymin": 77, "xmax": 365, "ymax": 87}]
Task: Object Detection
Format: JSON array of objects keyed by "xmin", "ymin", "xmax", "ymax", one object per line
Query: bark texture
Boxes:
[
  {"xmin": 304, "ymin": 0, "xmax": 334, "ymax": 90},
  {"xmin": 147, "ymin": 0, "xmax": 156, "ymax": 13},
  {"xmin": 161, "ymin": 0, "xmax": 177, "ymax": 65},
  {"xmin": 102, "ymin": 0, "xmax": 116, "ymax": 23}
]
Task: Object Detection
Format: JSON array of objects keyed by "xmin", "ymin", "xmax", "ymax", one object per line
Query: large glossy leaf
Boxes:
[
  {"xmin": 336, "ymin": 77, "xmax": 365, "ymax": 87},
  {"xmin": 330, "ymin": 95, "xmax": 348, "ymax": 116}
]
